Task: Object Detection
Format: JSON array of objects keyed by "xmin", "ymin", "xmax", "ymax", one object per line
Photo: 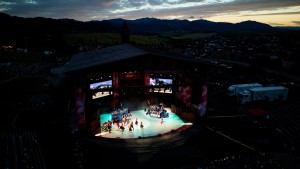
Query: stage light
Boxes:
[{"xmin": 95, "ymin": 132, "xmax": 109, "ymax": 136}]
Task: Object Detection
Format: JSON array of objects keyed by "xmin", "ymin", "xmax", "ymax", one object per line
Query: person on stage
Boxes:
[
  {"xmin": 140, "ymin": 121, "xmax": 144, "ymax": 128},
  {"xmin": 120, "ymin": 124, "xmax": 125, "ymax": 134},
  {"xmin": 130, "ymin": 121, "xmax": 134, "ymax": 131},
  {"xmin": 108, "ymin": 122, "xmax": 112, "ymax": 133},
  {"xmin": 161, "ymin": 118, "xmax": 164, "ymax": 124}
]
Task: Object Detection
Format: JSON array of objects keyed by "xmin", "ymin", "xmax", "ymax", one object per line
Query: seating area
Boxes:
[{"xmin": 0, "ymin": 130, "xmax": 46, "ymax": 169}]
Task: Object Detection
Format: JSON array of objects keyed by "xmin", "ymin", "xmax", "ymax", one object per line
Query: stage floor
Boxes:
[{"xmin": 96, "ymin": 108, "xmax": 189, "ymax": 139}]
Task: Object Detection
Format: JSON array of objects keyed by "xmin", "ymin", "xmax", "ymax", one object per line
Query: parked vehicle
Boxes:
[
  {"xmin": 227, "ymin": 83, "xmax": 263, "ymax": 96},
  {"xmin": 237, "ymin": 86, "xmax": 288, "ymax": 104}
]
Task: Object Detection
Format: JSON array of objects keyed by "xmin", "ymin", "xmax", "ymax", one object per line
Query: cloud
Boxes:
[
  {"xmin": 148, "ymin": 0, "xmax": 163, "ymax": 5},
  {"xmin": 111, "ymin": 0, "xmax": 300, "ymax": 19},
  {"xmin": 268, "ymin": 22, "xmax": 285, "ymax": 26},
  {"xmin": 292, "ymin": 21, "xmax": 300, "ymax": 25},
  {"xmin": 119, "ymin": 0, "xmax": 148, "ymax": 8},
  {"xmin": 25, "ymin": 0, "xmax": 37, "ymax": 4},
  {"xmin": 0, "ymin": 0, "xmax": 16, "ymax": 5},
  {"xmin": 99, "ymin": 0, "xmax": 119, "ymax": 7},
  {"xmin": 1, "ymin": 0, "xmax": 300, "ymax": 23},
  {"xmin": 227, "ymin": 0, "xmax": 299, "ymax": 11},
  {"xmin": 2, "ymin": 0, "xmax": 121, "ymax": 20},
  {"xmin": 0, "ymin": 1, "xmax": 16, "ymax": 11}
]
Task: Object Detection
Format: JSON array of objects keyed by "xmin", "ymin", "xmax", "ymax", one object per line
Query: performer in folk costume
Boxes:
[
  {"xmin": 140, "ymin": 121, "xmax": 144, "ymax": 128},
  {"xmin": 107, "ymin": 121, "xmax": 112, "ymax": 133},
  {"xmin": 130, "ymin": 121, "xmax": 134, "ymax": 130},
  {"xmin": 120, "ymin": 124, "xmax": 125, "ymax": 133}
]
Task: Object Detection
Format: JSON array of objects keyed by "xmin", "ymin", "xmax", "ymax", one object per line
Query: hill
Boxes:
[{"xmin": 0, "ymin": 12, "xmax": 279, "ymax": 38}]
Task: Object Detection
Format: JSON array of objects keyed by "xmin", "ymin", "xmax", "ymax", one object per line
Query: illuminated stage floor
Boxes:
[{"xmin": 97, "ymin": 108, "xmax": 190, "ymax": 139}]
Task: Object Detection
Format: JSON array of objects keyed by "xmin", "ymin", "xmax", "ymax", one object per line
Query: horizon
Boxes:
[
  {"xmin": 0, "ymin": 0, "xmax": 299, "ymax": 27},
  {"xmin": 2, "ymin": 12, "xmax": 300, "ymax": 28}
]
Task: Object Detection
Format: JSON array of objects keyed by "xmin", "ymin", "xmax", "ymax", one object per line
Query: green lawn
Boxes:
[
  {"xmin": 64, "ymin": 33, "xmax": 169, "ymax": 46},
  {"xmin": 170, "ymin": 32, "xmax": 216, "ymax": 39}
]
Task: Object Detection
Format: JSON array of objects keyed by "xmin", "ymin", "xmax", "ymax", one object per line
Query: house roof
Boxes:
[{"xmin": 64, "ymin": 43, "xmax": 148, "ymax": 73}]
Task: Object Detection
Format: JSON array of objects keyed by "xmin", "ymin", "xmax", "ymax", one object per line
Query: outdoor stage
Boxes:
[
  {"xmin": 96, "ymin": 108, "xmax": 192, "ymax": 138},
  {"xmin": 91, "ymin": 107, "xmax": 195, "ymax": 153}
]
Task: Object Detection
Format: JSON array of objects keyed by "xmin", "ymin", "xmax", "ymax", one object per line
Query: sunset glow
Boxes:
[{"xmin": 1, "ymin": 0, "xmax": 299, "ymax": 26}]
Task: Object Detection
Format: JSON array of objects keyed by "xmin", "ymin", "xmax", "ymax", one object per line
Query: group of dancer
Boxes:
[
  {"xmin": 102, "ymin": 102, "xmax": 168, "ymax": 134},
  {"xmin": 146, "ymin": 102, "xmax": 169, "ymax": 118},
  {"xmin": 104, "ymin": 118, "xmax": 144, "ymax": 133}
]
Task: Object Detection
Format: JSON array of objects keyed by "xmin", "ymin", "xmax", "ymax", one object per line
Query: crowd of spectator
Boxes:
[
  {"xmin": 194, "ymin": 154, "xmax": 282, "ymax": 169},
  {"xmin": 1, "ymin": 62, "xmax": 52, "ymax": 78}
]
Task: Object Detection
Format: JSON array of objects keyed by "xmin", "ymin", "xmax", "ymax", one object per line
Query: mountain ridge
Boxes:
[{"xmin": 1, "ymin": 12, "xmax": 298, "ymax": 35}]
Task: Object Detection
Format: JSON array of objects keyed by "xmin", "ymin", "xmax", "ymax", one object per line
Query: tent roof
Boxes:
[{"xmin": 64, "ymin": 43, "xmax": 147, "ymax": 73}]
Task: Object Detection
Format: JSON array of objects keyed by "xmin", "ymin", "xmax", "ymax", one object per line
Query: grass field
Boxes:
[
  {"xmin": 171, "ymin": 32, "xmax": 215, "ymax": 39},
  {"xmin": 160, "ymin": 31, "xmax": 216, "ymax": 39},
  {"xmin": 64, "ymin": 33, "xmax": 169, "ymax": 46},
  {"xmin": 63, "ymin": 32, "xmax": 215, "ymax": 46}
]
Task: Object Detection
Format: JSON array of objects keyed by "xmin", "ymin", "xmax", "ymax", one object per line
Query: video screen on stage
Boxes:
[
  {"xmin": 90, "ymin": 80, "xmax": 112, "ymax": 90},
  {"xmin": 150, "ymin": 78, "xmax": 173, "ymax": 86},
  {"xmin": 90, "ymin": 80, "xmax": 113, "ymax": 99},
  {"xmin": 150, "ymin": 78, "xmax": 173, "ymax": 94}
]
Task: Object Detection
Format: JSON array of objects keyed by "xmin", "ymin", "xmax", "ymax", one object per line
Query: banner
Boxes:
[
  {"xmin": 145, "ymin": 71, "xmax": 150, "ymax": 86},
  {"xmin": 177, "ymin": 86, "xmax": 192, "ymax": 107},
  {"xmin": 199, "ymin": 84, "xmax": 208, "ymax": 117},
  {"xmin": 75, "ymin": 87, "xmax": 86, "ymax": 130},
  {"xmin": 112, "ymin": 72, "xmax": 119, "ymax": 89},
  {"xmin": 112, "ymin": 72, "xmax": 118, "ymax": 107}
]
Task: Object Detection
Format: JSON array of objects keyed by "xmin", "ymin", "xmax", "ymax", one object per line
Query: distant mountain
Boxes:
[
  {"xmin": 235, "ymin": 20, "xmax": 274, "ymax": 32},
  {"xmin": 275, "ymin": 26, "xmax": 300, "ymax": 31},
  {"xmin": 0, "ymin": 12, "xmax": 288, "ymax": 37},
  {"xmin": 106, "ymin": 17, "xmax": 276, "ymax": 33}
]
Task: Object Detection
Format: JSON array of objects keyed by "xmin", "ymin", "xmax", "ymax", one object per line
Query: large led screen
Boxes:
[
  {"xmin": 90, "ymin": 80, "xmax": 112, "ymax": 90},
  {"xmin": 90, "ymin": 80, "xmax": 113, "ymax": 99},
  {"xmin": 150, "ymin": 78, "xmax": 173, "ymax": 94},
  {"xmin": 150, "ymin": 78, "xmax": 173, "ymax": 86}
]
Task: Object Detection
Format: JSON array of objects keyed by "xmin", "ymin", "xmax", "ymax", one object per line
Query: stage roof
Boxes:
[{"xmin": 64, "ymin": 43, "xmax": 147, "ymax": 73}]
